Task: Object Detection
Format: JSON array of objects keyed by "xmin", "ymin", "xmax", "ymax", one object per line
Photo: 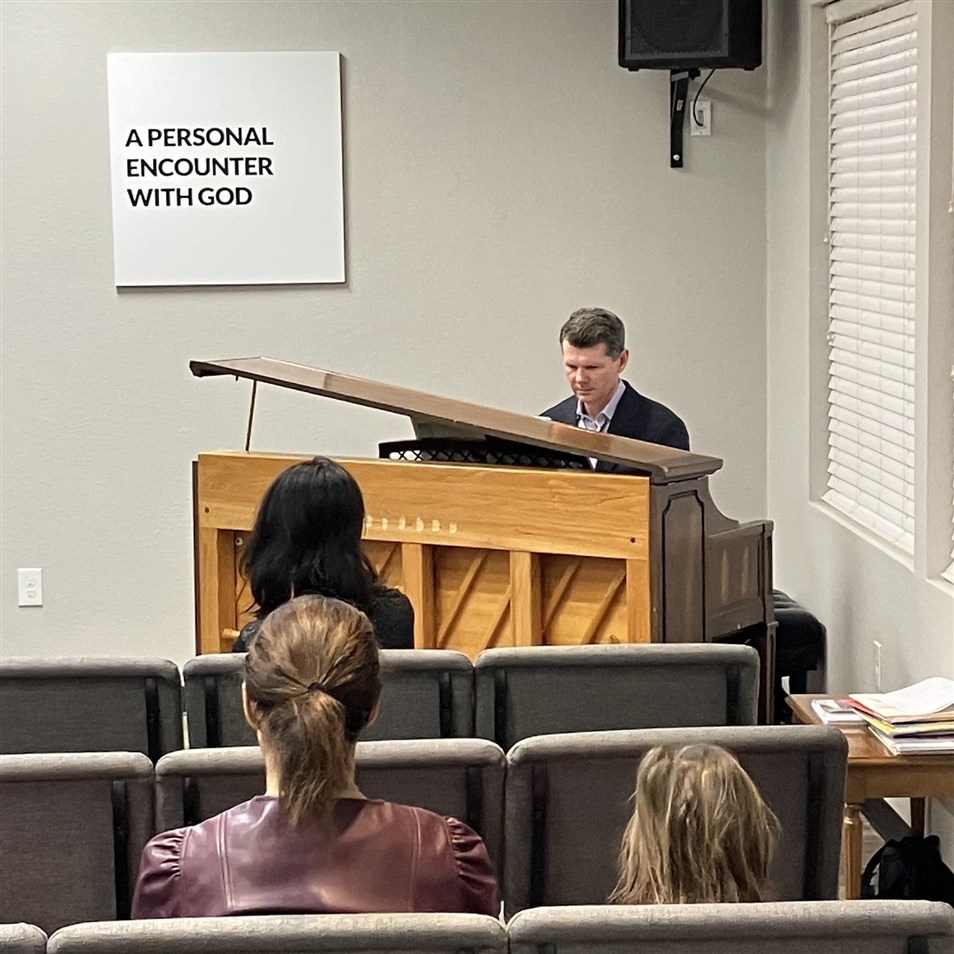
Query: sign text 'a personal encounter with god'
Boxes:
[{"xmin": 123, "ymin": 126, "xmax": 275, "ymax": 207}]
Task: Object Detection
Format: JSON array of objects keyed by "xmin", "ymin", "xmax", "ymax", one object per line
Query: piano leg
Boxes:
[
  {"xmin": 715, "ymin": 621, "xmax": 777, "ymax": 724},
  {"xmin": 752, "ymin": 622, "xmax": 777, "ymax": 725}
]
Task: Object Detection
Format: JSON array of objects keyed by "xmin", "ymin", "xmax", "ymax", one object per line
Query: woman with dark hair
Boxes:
[
  {"xmin": 132, "ymin": 595, "xmax": 497, "ymax": 916},
  {"xmin": 231, "ymin": 456, "xmax": 413, "ymax": 651}
]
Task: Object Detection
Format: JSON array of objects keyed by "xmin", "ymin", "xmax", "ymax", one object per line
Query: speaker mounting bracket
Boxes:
[{"xmin": 669, "ymin": 68, "xmax": 700, "ymax": 169}]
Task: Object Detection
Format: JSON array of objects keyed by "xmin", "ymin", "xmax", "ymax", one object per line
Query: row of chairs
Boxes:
[
  {"xmin": 0, "ymin": 725, "xmax": 847, "ymax": 932},
  {"xmin": 0, "ymin": 643, "xmax": 760, "ymax": 756},
  {"xmin": 4, "ymin": 903, "xmax": 953, "ymax": 954}
]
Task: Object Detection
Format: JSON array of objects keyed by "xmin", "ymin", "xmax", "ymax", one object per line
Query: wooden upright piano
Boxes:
[{"xmin": 191, "ymin": 358, "xmax": 775, "ymax": 720}]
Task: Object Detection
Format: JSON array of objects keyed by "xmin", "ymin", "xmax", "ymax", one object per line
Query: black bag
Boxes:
[{"xmin": 862, "ymin": 835, "xmax": 954, "ymax": 907}]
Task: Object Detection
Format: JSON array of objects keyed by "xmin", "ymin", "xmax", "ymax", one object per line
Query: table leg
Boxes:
[
  {"xmin": 844, "ymin": 803, "xmax": 863, "ymax": 899},
  {"xmin": 911, "ymin": 797, "xmax": 926, "ymax": 837}
]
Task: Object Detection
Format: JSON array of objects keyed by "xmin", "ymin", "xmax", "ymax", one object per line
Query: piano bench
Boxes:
[{"xmin": 773, "ymin": 588, "xmax": 826, "ymax": 722}]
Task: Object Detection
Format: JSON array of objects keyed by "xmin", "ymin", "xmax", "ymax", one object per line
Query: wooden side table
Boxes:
[{"xmin": 787, "ymin": 694, "xmax": 954, "ymax": 898}]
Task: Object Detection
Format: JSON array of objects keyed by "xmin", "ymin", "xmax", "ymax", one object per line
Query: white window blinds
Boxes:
[{"xmin": 824, "ymin": 4, "xmax": 917, "ymax": 553}]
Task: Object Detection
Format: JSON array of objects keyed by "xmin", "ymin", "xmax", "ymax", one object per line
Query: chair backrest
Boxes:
[
  {"xmin": 367, "ymin": 650, "xmax": 475, "ymax": 740},
  {"xmin": 47, "ymin": 913, "xmax": 507, "ymax": 954},
  {"xmin": 181, "ymin": 654, "xmax": 254, "ymax": 748},
  {"xmin": 0, "ymin": 923, "xmax": 48, "ymax": 954},
  {"xmin": 503, "ymin": 725, "xmax": 846, "ymax": 914},
  {"xmin": 0, "ymin": 657, "xmax": 182, "ymax": 761},
  {"xmin": 154, "ymin": 738, "xmax": 505, "ymax": 873},
  {"xmin": 0, "ymin": 752, "xmax": 154, "ymax": 934},
  {"xmin": 154, "ymin": 746, "xmax": 263, "ymax": 831},
  {"xmin": 183, "ymin": 649, "xmax": 474, "ymax": 747},
  {"xmin": 474, "ymin": 644, "xmax": 759, "ymax": 749},
  {"xmin": 507, "ymin": 902, "xmax": 954, "ymax": 954}
]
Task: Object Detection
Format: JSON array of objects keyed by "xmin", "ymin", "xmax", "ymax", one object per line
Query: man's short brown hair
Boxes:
[{"xmin": 559, "ymin": 308, "xmax": 626, "ymax": 358}]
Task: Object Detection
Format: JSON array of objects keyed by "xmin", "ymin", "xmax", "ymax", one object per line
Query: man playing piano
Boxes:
[{"xmin": 541, "ymin": 307, "xmax": 690, "ymax": 467}]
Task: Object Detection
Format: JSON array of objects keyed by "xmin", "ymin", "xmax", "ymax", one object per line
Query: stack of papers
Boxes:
[
  {"xmin": 811, "ymin": 698, "xmax": 865, "ymax": 724},
  {"xmin": 847, "ymin": 677, "xmax": 954, "ymax": 755}
]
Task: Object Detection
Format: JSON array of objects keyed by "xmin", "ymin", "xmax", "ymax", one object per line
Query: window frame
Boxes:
[
  {"xmin": 822, "ymin": 0, "xmax": 919, "ymax": 554},
  {"xmin": 810, "ymin": 0, "xmax": 954, "ymax": 586}
]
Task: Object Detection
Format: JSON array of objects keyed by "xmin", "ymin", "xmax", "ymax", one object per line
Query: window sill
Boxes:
[
  {"xmin": 928, "ymin": 575, "xmax": 954, "ymax": 599},
  {"xmin": 809, "ymin": 498, "xmax": 916, "ymax": 572}
]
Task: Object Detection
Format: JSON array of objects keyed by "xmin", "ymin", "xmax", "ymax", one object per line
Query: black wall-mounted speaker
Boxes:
[{"xmin": 619, "ymin": 0, "xmax": 762, "ymax": 71}]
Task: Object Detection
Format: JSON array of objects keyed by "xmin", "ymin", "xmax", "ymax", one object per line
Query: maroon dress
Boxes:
[{"xmin": 132, "ymin": 796, "xmax": 498, "ymax": 918}]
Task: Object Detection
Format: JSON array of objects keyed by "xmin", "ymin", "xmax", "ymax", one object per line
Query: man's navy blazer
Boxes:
[{"xmin": 541, "ymin": 380, "xmax": 690, "ymax": 472}]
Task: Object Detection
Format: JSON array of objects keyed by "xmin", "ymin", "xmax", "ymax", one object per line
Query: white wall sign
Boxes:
[{"xmin": 107, "ymin": 52, "xmax": 344, "ymax": 286}]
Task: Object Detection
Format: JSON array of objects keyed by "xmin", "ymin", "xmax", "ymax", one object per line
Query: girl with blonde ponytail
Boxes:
[{"xmin": 132, "ymin": 594, "xmax": 497, "ymax": 918}]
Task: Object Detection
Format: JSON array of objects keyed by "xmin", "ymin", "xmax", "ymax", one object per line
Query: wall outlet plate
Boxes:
[
  {"xmin": 17, "ymin": 568, "xmax": 43, "ymax": 606},
  {"xmin": 690, "ymin": 99, "xmax": 711, "ymax": 136}
]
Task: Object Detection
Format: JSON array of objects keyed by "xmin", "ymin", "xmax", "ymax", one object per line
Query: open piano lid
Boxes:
[{"xmin": 190, "ymin": 356, "xmax": 722, "ymax": 483}]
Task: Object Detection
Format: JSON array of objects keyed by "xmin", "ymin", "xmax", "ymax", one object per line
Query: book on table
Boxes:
[
  {"xmin": 811, "ymin": 698, "xmax": 865, "ymax": 724},
  {"xmin": 846, "ymin": 677, "xmax": 954, "ymax": 755},
  {"xmin": 848, "ymin": 677, "xmax": 954, "ymax": 724},
  {"xmin": 867, "ymin": 726, "xmax": 954, "ymax": 756},
  {"xmin": 857, "ymin": 712, "xmax": 954, "ymax": 737}
]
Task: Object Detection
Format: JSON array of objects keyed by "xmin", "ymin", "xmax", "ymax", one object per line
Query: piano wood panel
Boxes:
[
  {"xmin": 540, "ymin": 555, "xmax": 634, "ymax": 646},
  {"xmin": 197, "ymin": 452, "xmax": 650, "ymax": 560},
  {"xmin": 433, "ymin": 547, "xmax": 513, "ymax": 654},
  {"xmin": 195, "ymin": 453, "xmax": 653, "ymax": 657},
  {"xmin": 364, "ymin": 540, "xmax": 403, "ymax": 589},
  {"xmin": 221, "ymin": 540, "xmax": 648, "ymax": 657}
]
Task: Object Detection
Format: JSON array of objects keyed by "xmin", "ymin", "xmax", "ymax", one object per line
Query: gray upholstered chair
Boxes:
[
  {"xmin": 47, "ymin": 914, "xmax": 506, "ymax": 954},
  {"xmin": 183, "ymin": 649, "xmax": 474, "ymax": 747},
  {"xmin": 181, "ymin": 654, "xmax": 254, "ymax": 748},
  {"xmin": 507, "ymin": 902, "xmax": 954, "ymax": 954},
  {"xmin": 0, "ymin": 752, "xmax": 154, "ymax": 933},
  {"xmin": 154, "ymin": 746, "xmax": 263, "ymax": 831},
  {"xmin": 0, "ymin": 657, "xmax": 182, "ymax": 761},
  {"xmin": 474, "ymin": 643, "xmax": 759, "ymax": 749},
  {"xmin": 154, "ymin": 738, "xmax": 505, "ymax": 874},
  {"xmin": 367, "ymin": 650, "xmax": 475, "ymax": 741},
  {"xmin": 503, "ymin": 725, "xmax": 847, "ymax": 914},
  {"xmin": 0, "ymin": 923, "xmax": 48, "ymax": 954}
]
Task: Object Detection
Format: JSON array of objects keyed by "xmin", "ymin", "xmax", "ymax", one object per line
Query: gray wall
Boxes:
[{"xmin": 0, "ymin": 0, "xmax": 768, "ymax": 661}]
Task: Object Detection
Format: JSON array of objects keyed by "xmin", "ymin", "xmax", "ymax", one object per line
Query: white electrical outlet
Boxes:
[
  {"xmin": 17, "ymin": 568, "xmax": 43, "ymax": 606},
  {"xmin": 690, "ymin": 100, "xmax": 711, "ymax": 136},
  {"xmin": 873, "ymin": 640, "xmax": 882, "ymax": 691}
]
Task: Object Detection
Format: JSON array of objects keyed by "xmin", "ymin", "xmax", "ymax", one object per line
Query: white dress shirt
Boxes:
[{"xmin": 576, "ymin": 380, "xmax": 625, "ymax": 468}]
